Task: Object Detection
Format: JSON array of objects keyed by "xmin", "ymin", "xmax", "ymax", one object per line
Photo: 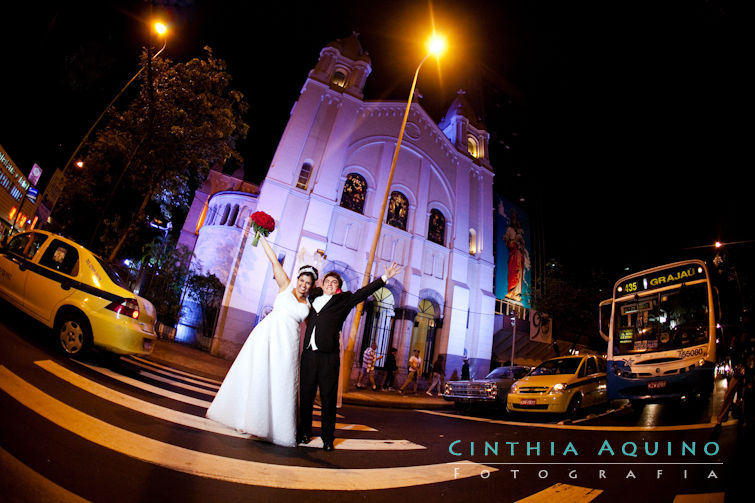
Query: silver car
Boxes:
[{"xmin": 443, "ymin": 365, "xmax": 531, "ymax": 409}]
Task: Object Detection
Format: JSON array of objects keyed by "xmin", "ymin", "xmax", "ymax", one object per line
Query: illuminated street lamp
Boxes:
[
  {"xmin": 341, "ymin": 32, "xmax": 447, "ymax": 393},
  {"xmin": 55, "ymin": 21, "xmax": 169, "ymax": 199}
]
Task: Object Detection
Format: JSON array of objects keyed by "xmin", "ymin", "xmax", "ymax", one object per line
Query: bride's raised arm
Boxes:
[{"xmin": 259, "ymin": 235, "xmax": 290, "ymax": 291}]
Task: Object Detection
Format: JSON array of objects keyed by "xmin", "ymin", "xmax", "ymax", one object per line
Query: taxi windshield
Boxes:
[{"xmin": 530, "ymin": 358, "xmax": 582, "ymax": 376}]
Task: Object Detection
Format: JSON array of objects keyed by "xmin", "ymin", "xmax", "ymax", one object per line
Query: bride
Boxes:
[{"xmin": 206, "ymin": 234, "xmax": 316, "ymax": 447}]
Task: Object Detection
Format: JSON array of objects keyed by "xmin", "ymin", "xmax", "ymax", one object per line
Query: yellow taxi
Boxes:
[
  {"xmin": 0, "ymin": 230, "xmax": 156, "ymax": 356},
  {"xmin": 506, "ymin": 354, "xmax": 607, "ymax": 418}
]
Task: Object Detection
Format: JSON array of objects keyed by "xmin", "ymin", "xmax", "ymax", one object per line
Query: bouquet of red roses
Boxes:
[{"xmin": 250, "ymin": 211, "xmax": 275, "ymax": 246}]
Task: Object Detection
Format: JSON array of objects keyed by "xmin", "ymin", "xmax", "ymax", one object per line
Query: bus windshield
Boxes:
[{"xmin": 613, "ymin": 282, "xmax": 709, "ymax": 355}]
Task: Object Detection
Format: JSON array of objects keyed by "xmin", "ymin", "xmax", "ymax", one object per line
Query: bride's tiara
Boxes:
[{"xmin": 298, "ymin": 265, "xmax": 319, "ymax": 280}]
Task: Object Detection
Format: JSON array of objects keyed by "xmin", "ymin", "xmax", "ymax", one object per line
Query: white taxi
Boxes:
[{"xmin": 0, "ymin": 230, "xmax": 156, "ymax": 356}]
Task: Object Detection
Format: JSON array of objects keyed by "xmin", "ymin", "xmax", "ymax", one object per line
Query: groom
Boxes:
[{"xmin": 298, "ymin": 262, "xmax": 401, "ymax": 451}]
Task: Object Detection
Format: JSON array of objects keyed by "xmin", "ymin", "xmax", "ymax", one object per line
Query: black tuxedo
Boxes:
[{"xmin": 298, "ymin": 277, "xmax": 386, "ymax": 444}]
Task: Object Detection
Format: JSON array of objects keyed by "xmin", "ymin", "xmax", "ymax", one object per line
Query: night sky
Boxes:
[{"xmin": 2, "ymin": 1, "xmax": 750, "ymax": 294}]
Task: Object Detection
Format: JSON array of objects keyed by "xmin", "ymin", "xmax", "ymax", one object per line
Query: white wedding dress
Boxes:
[{"xmin": 206, "ymin": 282, "xmax": 310, "ymax": 447}]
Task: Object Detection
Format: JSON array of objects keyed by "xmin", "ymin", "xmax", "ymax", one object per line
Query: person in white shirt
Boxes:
[
  {"xmin": 356, "ymin": 342, "xmax": 383, "ymax": 389},
  {"xmin": 399, "ymin": 349, "xmax": 422, "ymax": 394}
]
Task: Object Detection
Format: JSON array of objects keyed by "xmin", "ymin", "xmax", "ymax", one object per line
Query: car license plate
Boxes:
[
  {"xmin": 143, "ymin": 340, "xmax": 153, "ymax": 352},
  {"xmin": 648, "ymin": 380, "xmax": 666, "ymax": 389},
  {"xmin": 521, "ymin": 398, "xmax": 537, "ymax": 406}
]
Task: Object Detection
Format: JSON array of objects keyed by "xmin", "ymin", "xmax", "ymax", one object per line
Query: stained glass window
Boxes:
[
  {"xmin": 340, "ymin": 173, "xmax": 367, "ymax": 214},
  {"xmin": 427, "ymin": 209, "xmax": 445, "ymax": 245},
  {"xmin": 386, "ymin": 191, "xmax": 408, "ymax": 230},
  {"xmin": 296, "ymin": 162, "xmax": 313, "ymax": 190}
]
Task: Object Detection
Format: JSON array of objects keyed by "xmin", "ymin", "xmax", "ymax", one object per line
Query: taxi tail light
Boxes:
[{"xmin": 107, "ymin": 298, "xmax": 140, "ymax": 319}]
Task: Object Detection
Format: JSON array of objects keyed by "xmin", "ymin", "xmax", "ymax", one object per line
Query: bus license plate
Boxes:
[
  {"xmin": 521, "ymin": 399, "xmax": 537, "ymax": 406},
  {"xmin": 648, "ymin": 380, "xmax": 666, "ymax": 389}
]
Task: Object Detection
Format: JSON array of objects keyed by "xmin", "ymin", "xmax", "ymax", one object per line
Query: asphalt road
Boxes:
[{"xmin": 0, "ymin": 303, "xmax": 745, "ymax": 502}]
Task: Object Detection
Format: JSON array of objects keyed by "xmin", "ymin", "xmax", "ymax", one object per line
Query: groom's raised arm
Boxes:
[
  {"xmin": 346, "ymin": 277, "xmax": 386, "ymax": 308},
  {"xmin": 345, "ymin": 262, "xmax": 401, "ymax": 308}
]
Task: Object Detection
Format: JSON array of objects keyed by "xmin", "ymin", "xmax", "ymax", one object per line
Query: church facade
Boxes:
[{"xmin": 179, "ymin": 34, "xmax": 496, "ymax": 380}]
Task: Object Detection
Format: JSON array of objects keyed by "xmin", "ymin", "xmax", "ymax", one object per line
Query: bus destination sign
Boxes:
[{"xmin": 615, "ymin": 263, "xmax": 706, "ymax": 297}]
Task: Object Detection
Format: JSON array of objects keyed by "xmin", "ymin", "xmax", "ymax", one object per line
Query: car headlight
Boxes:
[
  {"xmin": 510, "ymin": 383, "xmax": 520, "ymax": 394},
  {"xmin": 549, "ymin": 383, "xmax": 567, "ymax": 394},
  {"xmin": 486, "ymin": 383, "xmax": 498, "ymax": 396}
]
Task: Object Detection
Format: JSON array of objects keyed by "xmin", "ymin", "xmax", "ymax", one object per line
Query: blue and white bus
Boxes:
[{"xmin": 600, "ymin": 260, "xmax": 717, "ymax": 406}]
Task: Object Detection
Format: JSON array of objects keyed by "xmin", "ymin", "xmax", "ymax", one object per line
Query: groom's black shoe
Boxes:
[
  {"xmin": 297, "ymin": 434, "xmax": 312, "ymax": 445},
  {"xmin": 322, "ymin": 441, "xmax": 334, "ymax": 452}
]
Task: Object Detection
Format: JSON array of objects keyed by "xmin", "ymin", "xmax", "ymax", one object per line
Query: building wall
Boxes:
[{"xmin": 190, "ymin": 37, "xmax": 497, "ymax": 379}]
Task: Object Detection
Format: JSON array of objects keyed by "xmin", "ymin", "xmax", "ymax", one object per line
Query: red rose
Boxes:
[{"xmin": 250, "ymin": 211, "xmax": 275, "ymax": 246}]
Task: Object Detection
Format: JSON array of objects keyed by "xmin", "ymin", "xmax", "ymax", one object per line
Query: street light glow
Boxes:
[
  {"xmin": 426, "ymin": 32, "xmax": 447, "ymax": 56},
  {"xmin": 154, "ymin": 21, "xmax": 168, "ymax": 36}
]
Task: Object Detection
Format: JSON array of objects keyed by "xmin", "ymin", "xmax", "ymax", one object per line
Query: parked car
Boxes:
[
  {"xmin": 443, "ymin": 365, "xmax": 531, "ymax": 409},
  {"xmin": 0, "ymin": 230, "xmax": 156, "ymax": 356},
  {"xmin": 506, "ymin": 354, "xmax": 607, "ymax": 418}
]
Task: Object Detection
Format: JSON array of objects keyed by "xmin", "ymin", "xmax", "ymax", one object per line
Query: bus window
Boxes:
[{"xmin": 599, "ymin": 299, "xmax": 611, "ymax": 342}]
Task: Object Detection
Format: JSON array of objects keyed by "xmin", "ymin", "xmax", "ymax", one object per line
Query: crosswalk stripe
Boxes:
[
  {"xmin": 0, "ymin": 446, "xmax": 89, "ymax": 503},
  {"xmin": 131, "ymin": 368, "xmax": 220, "ymax": 396},
  {"xmin": 75, "ymin": 360, "xmax": 339, "ymax": 417},
  {"xmin": 0, "ymin": 365, "xmax": 494, "ymax": 489},
  {"xmin": 76, "ymin": 360, "xmax": 214, "ymax": 408},
  {"xmin": 36, "ymin": 359, "xmax": 249, "ymax": 438},
  {"xmin": 301, "ymin": 437, "xmax": 424, "ymax": 451},
  {"xmin": 39, "ymin": 360, "xmax": 375, "ymax": 435},
  {"xmin": 514, "ymin": 483, "xmax": 603, "ymax": 502},
  {"xmin": 121, "ymin": 357, "xmax": 221, "ymax": 390},
  {"xmin": 128, "ymin": 355, "xmax": 223, "ymax": 385},
  {"xmin": 672, "ymin": 493, "xmax": 725, "ymax": 502}
]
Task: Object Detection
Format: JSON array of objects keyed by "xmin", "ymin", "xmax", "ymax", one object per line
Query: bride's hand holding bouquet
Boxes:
[{"xmin": 250, "ymin": 211, "xmax": 275, "ymax": 246}]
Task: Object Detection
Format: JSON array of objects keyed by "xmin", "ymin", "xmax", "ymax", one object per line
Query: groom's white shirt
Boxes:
[{"xmin": 306, "ymin": 275, "xmax": 387, "ymax": 352}]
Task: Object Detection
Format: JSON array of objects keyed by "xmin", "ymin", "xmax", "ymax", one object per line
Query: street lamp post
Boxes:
[
  {"xmin": 52, "ymin": 21, "xmax": 168, "ymax": 220},
  {"xmin": 340, "ymin": 33, "xmax": 447, "ymax": 394}
]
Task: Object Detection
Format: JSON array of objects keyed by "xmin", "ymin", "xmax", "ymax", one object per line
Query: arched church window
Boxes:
[
  {"xmin": 469, "ymin": 228, "xmax": 477, "ymax": 255},
  {"xmin": 219, "ymin": 204, "xmax": 230, "ymax": 226},
  {"xmin": 331, "ymin": 70, "xmax": 347, "ymax": 87},
  {"xmin": 296, "ymin": 162, "xmax": 313, "ymax": 190},
  {"xmin": 467, "ymin": 136, "xmax": 479, "ymax": 158},
  {"xmin": 386, "ymin": 191, "xmax": 408, "ymax": 230},
  {"xmin": 427, "ymin": 209, "xmax": 445, "ymax": 245},
  {"xmin": 340, "ymin": 173, "xmax": 367, "ymax": 214},
  {"xmin": 228, "ymin": 204, "xmax": 239, "ymax": 226}
]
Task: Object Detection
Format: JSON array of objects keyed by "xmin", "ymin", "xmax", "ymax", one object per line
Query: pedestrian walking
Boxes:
[
  {"xmin": 426, "ymin": 356, "xmax": 444, "ymax": 396},
  {"xmin": 461, "ymin": 358, "xmax": 470, "ymax": 380},
  {"xmin": 382, "ymin": 347, "xmax": 398, "ymax": 390},
  {"xmin": 399, "ymin": 349, "xmax": 422, "ymax": 394},
  {"xmin": 356, "ymin": 342, "xmax": 383, "ymax": 389}
]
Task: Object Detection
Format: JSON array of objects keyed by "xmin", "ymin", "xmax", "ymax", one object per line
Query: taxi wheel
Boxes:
[
  {"xmin": 566, "ymin": 394, "xmax": 582, "ymax": 419},
  {"xmin": 56, "ymin": 314, "xmax": 92, "ymax": 356}
]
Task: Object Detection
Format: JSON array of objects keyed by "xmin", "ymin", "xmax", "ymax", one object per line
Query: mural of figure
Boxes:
[{"xmin": 499, "ymin": 202, "xmax": 530, "ymax": 303}]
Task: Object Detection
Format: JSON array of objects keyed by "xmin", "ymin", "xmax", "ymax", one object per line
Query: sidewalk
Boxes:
[{"xmin": 148, "ymin": 339, "xmax": 453, "ymax": 410}]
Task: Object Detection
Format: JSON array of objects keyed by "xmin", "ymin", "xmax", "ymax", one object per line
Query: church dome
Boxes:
[
  {"xmin": 440, "ymin": 89, "xmax": 486, "ymax": 130},
  {"xmin": 325, "ymin": 32, "xmax": 371, "ymax": 64}
]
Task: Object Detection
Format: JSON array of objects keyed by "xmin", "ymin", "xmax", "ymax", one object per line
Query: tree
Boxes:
[
  {"xmin": 531, "ymin": 259, "xmax": 611, "ymax": 350},
  {"xmin": 137, "ymin": 239, "xmax": 194, "ymax": 327},
  {"xmin": 54, "ymin": 47, "xmax": 249, "ymax": 261},
  {"xmin": 186, "ymin": 272, "xmax": 225, "ymax": 341}
]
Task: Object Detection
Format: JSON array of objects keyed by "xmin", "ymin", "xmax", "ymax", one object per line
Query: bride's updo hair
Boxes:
[{"xmin": 297, "ymin": 265, "xmax": 318, "ymax": 283}]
